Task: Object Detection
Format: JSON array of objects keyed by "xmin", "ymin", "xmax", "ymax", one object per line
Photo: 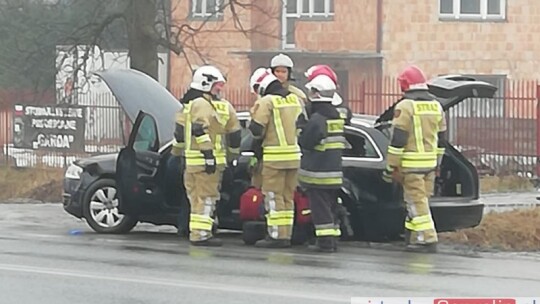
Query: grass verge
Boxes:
[
  {"xmin": 0, "ymin": 167, "xmax": 64, "ymax": 202},
  {"xmin": 440, "ymin": 208, "xmax": 540, "ymax": 251},
  {"xmin": 480, "ymin": 175, "xmax": 534, "ymax": 193}
]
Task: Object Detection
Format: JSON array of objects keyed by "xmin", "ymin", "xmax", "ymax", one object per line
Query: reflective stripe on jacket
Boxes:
[
  {"xmin": 263, "ymin": 95, "xmax": 302, "ymax": 162},
  {"xmin": 387, "ymin": 97, "xmax": 446, "ymax": 171},
  {"xmin": 298, "ymin": 107, "xmax": 346, "ymax": 189},
  {"xmin": 314, "ymin": 119, "xmax": 347, "ymax": 152},
  {"xmin": 183, "ymin": 98, "xmax": 238, "ymax": 168}
]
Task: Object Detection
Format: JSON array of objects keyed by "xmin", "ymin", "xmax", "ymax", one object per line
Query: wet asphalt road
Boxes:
[{"xmin": 0, "ymin": 203, "xmax": 539, "ymax": 304}]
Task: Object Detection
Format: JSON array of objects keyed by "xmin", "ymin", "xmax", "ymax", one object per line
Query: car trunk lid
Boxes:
[{"xmin": 376, "ymin": 75, "xmax": 498, "ymax": 124}]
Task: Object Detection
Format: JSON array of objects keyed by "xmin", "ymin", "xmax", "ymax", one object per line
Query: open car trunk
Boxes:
[{"xmin": 376, "ymin": 75, "xmax": 498, "ymax": 201}]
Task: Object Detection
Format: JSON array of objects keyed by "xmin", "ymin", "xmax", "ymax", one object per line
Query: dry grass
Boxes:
[
  {"xmin": 440, "ymin": 208, "xmax": 540, "ymax": 251},
  {"xmin": 0, "ymin": 167, "xmax": 64, "ymax": 202},
  {"xmin": 480, "ymin": 175, "xmax": 534, "ymax": 193}
]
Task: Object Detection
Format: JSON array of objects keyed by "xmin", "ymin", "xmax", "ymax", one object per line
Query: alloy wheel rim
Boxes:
[{"xmin": 89, "ymin": 186, "xmax": 124, "ymax": 228}]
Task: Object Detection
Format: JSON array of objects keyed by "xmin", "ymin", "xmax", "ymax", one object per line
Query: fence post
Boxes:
[
  {"xmin": 360, "ymin": 80, "xmax": 366, "ymax": 114},
  {"xmin": 536, "ymin": 84, "xmax": 540, "ymax": 177}
]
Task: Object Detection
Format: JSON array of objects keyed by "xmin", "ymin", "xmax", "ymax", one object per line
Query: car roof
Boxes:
[
  {"xmin": 159, "ymin": 111, "xmax": 379, "ymax": 153},
  {"xmin": 236, "ymin": 111, "xmax": 377, "ymax": 129}
]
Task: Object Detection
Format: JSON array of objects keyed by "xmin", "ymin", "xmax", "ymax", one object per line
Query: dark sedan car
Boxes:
[{"xmin": 63, "ymin": 69, "xmax": 497, "ymax": 241}]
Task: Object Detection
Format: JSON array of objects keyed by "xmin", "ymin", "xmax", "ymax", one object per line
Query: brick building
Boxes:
[
  {"xmin": 169, "ymin": 0, "xmax": 535, "ymax": 102},
  {"xmin": 168, "ymin": 0, "xmax": 382, "ymax": 101}
]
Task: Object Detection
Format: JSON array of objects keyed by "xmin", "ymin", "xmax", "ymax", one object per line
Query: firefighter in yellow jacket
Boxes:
[
  {"xmin": 248, "ymin": 68, "xmax": 303, "ymax": 248},
  {"xmin": 248, "ymin": 67, "xmax": 267, "ymax": 190},
  {"xmin": 383, "ymin": 65, "xmax": 447, "ymax": 253},
  {"xmin": 248, "ymin": 55, "xmax": 307, "ymax": 190},
  {"xmin": 270, "ymin": 53, "xmax": 307, "ymax": 103},
  {"xmin": 172, "ymin": 65, "xmax": 241, "ymax": 247}
]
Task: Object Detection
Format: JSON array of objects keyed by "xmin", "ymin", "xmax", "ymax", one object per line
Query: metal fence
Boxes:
[
  {"xmin": 345, "ymin": 77, "xmax": 540, "ymax": 176},
  {"xmin": 0, "ymin": 92, "xmax": 128, "ymax": 168},
  {"xmin": 1, "ymin": 77, "xmax": 539, "ymax": 177}
]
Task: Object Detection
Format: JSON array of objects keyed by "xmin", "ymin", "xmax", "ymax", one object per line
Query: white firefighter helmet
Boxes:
[
  {"xmin": 305, "ymin": 74, "xmax": 336, "ymax": 102},
  {"xmin": 249, "ymin": 67, "xmax": 278, "ymax": 96},
  {"xmin": 190, "ymin": 65, "xmax": 226, "ymax": 92},
  {"xmin": 331, "ymin": 92, "xmax": 344, "ymax": 106},
  {"xmin": 249, "ymin": 67, "xmax": 268, "ymax": 93},
  {"xmin": 270, "ymin": 53, "xmax": 294, "ymax": 68}
]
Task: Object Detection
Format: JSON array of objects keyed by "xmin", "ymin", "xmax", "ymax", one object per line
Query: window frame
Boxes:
[
  {"xmin": 190, "ymin": 0, "xmax": 224, "ymax": 21},
  {"xmin": 283, "ymin": 16, "xmax": 297, "ymax": 49},
  {"xmin": 343, "ymin": 126, "xmax": 384, "ymax": 162},
  {"xmin": 132, "ymin": 114, "xmax": 159, "ymax": 153},
  {"xmin": 288, "ymin": 0, "xmax": 334, "ymax": 19},
  {"xmin": 438, "ymin": 0, "xmax": 506, "ymax": 21},
  {"xmin": 282, "ymin": 0, "xmax": 334, "ymax": 49}
]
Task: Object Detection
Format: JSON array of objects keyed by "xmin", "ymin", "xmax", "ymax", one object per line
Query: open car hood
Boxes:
[
  {"xmin": 95, "ymin": 69, "xmax": 182, "ymax": 146},
  {"xmin": 376, "ymin": 75, "xmax": 498, "ymax": 124}
]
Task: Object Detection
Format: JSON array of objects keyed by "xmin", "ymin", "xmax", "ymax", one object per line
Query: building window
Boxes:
[
  {"xmin": 191, "ymin": 0, "xmax": 223, "ymax": 20},
  {"xmin": 285, "ymin": 18, "xmax": 296, "ymax": 48},
  {"xmin": 282, "ymin": 0, "xmax": 333, "ymax": 49},
  {"xmin": 288, "ymin": 0, "xmax": 334, "ymax": 19},
  {"xmin": 439, "ymin": 0, "xmax": 506, "ymax": 21}
]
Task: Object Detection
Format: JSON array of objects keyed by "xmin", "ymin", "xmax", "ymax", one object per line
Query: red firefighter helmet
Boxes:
[
  {"xmin": 397, "ymin": 65, "xmax": 428, "ymax": 92},
  {"xmin": 305, "ymin": 64, "xmax": 338, "ymax": 85}
]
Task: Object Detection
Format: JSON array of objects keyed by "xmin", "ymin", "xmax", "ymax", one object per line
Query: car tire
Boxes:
[
  {"xmin": 339, "ymin": 191, "xmax": 366, "ymax": 241},
  {"xmin": 291, "ymin": 224, "xmax": 314, "ymax": 245},
  {"xmin": 82, "ymin": 178, "xmax": 137, "ymax": 234}
]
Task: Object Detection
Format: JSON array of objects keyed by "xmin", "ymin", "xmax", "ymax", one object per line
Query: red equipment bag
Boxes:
[
  {"xmin": 239, "ymin": 187, "xmax": 312, "ymax": 224},
  {"xmin": 294, "ymin": 189, "xmax": 312, "ymax": 225},
  {"xmin": 239, "ymin": 187, "xmax": 264, "ymax": 221}
]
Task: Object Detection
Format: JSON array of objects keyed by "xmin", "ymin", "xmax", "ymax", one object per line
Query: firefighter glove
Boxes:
[
  {"xmin": 249, "ymin": 156, "xmax": 258, "ymax": 168},
  {"xmin": 201, "ymin": 150, "xmax": 216, "ymax": 174}
]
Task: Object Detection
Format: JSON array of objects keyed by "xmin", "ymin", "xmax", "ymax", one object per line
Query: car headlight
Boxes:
[{"xmin": 65, "ymin": 164, "xmax": 83, "ymax": 180}]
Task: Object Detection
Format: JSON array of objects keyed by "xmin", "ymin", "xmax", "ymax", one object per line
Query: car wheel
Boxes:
[
  {"xmin": 338, "ymin": 192, "xmax": 365, "ymax": 241},
  {"xmin": 82, "ymin": 178, "xmax": 137, "ymax": 234}
]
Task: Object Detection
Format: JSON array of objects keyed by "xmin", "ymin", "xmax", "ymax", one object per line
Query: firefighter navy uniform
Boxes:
[{"xmin": 297, "ymin": 72, "xmax": 347, "ymax": 252}]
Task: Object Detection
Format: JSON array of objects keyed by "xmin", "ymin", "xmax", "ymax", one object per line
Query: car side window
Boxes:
[
  {"xmin": 133, "ymin": 115, "xmax": 157, "ymax": 151},
  {"xmin": 239, "ymin": 119, "xmax": 253, "ymax": 151},
  {"xmin": 343, "ymin": 132, "xmax": 379, "ymax": 159}
]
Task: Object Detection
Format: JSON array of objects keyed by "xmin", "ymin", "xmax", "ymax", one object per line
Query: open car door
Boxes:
[{"xmin": 116, "ymin": 111, "xmax": 163, "ymax": 216}]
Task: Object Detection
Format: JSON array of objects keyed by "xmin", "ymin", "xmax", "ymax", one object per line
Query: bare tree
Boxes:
[{"xmin": 0, "ymin": 0, "xmax": 280, "ymax": 93}]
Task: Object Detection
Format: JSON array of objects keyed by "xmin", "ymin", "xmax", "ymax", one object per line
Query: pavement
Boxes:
[
  {"xmin": 480, "ymin": 191, "xmax": 540, "ymax": 213},
  {"xmin": 0, "ymin": 203, "xmax": 539, "ymax": 303}
]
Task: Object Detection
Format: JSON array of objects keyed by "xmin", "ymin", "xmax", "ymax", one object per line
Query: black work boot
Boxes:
[
  {"xmin": 404, "ymin": 229, "xmax": 412, "ymax": 246},
  {"xmin": 332, "ymin": 236, "xmax": 339, "ymax": 252},
  {"xmin": 405, "ymin": 242, "xmax": 438, "ymax": 253},
  {"xmin": 254, "ymin": 237, "xmax": 291, "ymax": 248},
  {"xmin": 177, "ymin": 228, "xmax": 189, "ymax": 239},
  {"xmin": 190, "ymin": 237, "xmax": 223, "ymax": 247},
  {"xmin": 308, "ymin": 236, "xmax": 336, "ymax": 253}
]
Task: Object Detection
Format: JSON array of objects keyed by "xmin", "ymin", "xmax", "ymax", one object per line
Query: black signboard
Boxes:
[{"xmin": 12, "ymin": 104, "xmax": 86, "ymax": 151}]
